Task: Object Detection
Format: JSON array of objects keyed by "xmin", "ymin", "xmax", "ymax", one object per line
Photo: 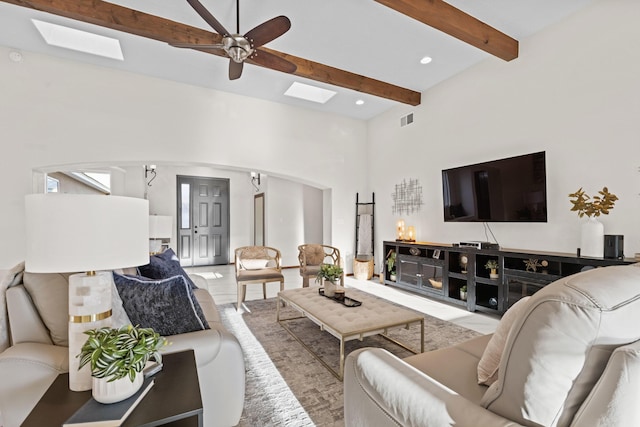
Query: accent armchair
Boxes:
[
  {"xmin": 234, "ymin": 246, "xmax": 284, "ymax": 311},
  {"xmin": 298, "ymin": 244, "xmax": 344, "ymax": 287}
]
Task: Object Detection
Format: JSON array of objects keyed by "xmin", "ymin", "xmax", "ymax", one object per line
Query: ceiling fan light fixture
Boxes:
[{"xmin": 224, "ymin": 35, "xmax": 253, "ymax": 62}]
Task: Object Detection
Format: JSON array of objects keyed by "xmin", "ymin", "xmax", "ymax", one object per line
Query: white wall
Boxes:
[
  {"xmin": 368, "ymin": 0, "xmax": 640, "ymax": 268},
  {"xmin": 3, "ymin": 0, "xmax": 637, "ymax": 273},
  {"xmin": 0, "ymin": 48, "xmax": 368, "ymax": 269}
]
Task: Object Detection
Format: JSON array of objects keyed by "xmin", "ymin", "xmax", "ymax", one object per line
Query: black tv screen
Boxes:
[{"xmin": 442, "ymin": 151, "xmax": 547, "ymax": 222}]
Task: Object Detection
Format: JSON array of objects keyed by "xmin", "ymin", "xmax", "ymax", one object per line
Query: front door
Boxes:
[{"xmin": 177, "ymin": 176, "xmax": 230, "ymax": 266}]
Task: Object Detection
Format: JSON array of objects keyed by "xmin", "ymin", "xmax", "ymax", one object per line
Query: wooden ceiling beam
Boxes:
[
  {"xmin": 1, "ymin": 0, "xmax": 421, "ymax": 106},
  {"xmin": 375, "ymin": 0, "xmax": 518, "ymax": 61}
]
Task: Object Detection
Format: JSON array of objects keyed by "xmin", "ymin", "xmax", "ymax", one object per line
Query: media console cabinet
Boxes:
[{"xmin": 383, "ymin": 240, "xmax": 634, "ymax": 315}]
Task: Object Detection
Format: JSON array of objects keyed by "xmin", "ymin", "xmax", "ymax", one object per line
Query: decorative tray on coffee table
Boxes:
[{"xmin": 318, "ymin": 288, "xmax": 362, "ymax": 307}]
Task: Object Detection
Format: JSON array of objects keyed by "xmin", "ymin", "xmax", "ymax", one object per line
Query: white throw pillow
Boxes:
[
  {"xmin": 241, "ymin": 259, "xmax": 269, "ymax": 270},
  {"xmin": 477, "ymin": 296, "xmax": 531, "ymax": 385}
]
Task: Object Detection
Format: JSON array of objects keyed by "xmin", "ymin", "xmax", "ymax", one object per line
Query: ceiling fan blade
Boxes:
[
  {"xmin": 244, "ymin": 16, "xmax": 291, "ymax": 48},
  {"xmin": 229, "ymin": 60, "xmax": 244, "ymax": 80},
  {"xmin": 247, "ymin": 49, "xmax": 297, "ymax": 74},
  {"xmin": 171, "ymin": 42, "xmax": 224, "ymax": 49},
  {"xmin": 186, "ymin": 0, "xmax": 231, "ymax": 36}
]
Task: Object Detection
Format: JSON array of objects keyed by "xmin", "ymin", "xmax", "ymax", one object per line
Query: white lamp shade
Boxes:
[
  {"xmin": 149, "ymin": 215, "xmax": 173, "ymax": 239},
  {"xmin": 25, "ymin": 194, "xmax": 150, "ymax": 273}
]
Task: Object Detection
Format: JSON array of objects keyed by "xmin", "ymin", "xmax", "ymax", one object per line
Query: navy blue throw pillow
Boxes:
[
  {"xmin": 113, "ymin": 272, "xmax": 209, "ymax": 336},
  {"xmin": 137, "ymin": 248, "xmax": 197, "ymax": 289}
]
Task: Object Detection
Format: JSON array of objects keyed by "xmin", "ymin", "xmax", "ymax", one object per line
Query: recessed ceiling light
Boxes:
[
  {"xmin": 284, "ymin": 82, "xmax": 337, "ymax": 104},
  {"xmin": 32, "ymin": 19, "xmax": 124, "ymax": 61},
  {"xmin": 355, "ymin": 99, "xmax": 365, "ymax": 106},
  {"xmin": 420, "ymin": 56, "xmax": 433, "ymax": 65}
]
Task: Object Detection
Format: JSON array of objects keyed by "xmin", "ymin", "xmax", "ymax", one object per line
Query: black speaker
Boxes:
[{"xmin": 604, "ymin": 235, "xmax": 624, "ymax": 259}]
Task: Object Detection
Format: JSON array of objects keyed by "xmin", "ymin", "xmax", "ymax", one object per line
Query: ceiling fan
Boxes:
[{"xmin": 172, "ymin": 0, "xmax": 297, "ymax": 80}]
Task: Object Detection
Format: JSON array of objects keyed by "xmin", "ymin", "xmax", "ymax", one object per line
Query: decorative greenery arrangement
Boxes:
[
  {"xmin": 460, "ymin": 285, "xmax": 467, "ymax": 293},
  {"xmin": 568, "ymin": 187, "xmax": 618, "ymax": 218},
  {"xmin": 386, "ymin": 250, "xmax": 397, "ymax": 274},
  {"xmin": 315, "ymin": 263, "xmax": 344, "ymax": 284},
  {"xmin": 78, "ymin": 325, "xmax": 167, "ymax": 382},
  {"xmin": 485, "ymin": 259, "xmax": 499, "ymax": 271}
]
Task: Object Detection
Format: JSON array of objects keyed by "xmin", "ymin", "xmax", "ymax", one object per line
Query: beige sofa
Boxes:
[
  {"xmin": 0, "ymin": 266, "xmax": 245, "ymax": 427},
  {"xmin": 344, "ymin": 264, "xmax": 640, "ymax": 426}
]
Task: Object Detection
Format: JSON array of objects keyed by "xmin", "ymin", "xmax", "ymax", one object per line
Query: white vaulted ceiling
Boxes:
[{"xmin": 0, "ymin": 0, "xmax": 596, "ymax": 120}]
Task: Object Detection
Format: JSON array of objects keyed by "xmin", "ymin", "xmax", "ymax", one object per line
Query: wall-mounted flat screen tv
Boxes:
[{"xmin": 442, "ymin": 151, "xmax": 547, "ymax": 222}]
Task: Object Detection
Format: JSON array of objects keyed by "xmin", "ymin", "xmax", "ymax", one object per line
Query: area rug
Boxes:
[{"xmin": 218, "ymin": 297, "xmax": 483, "ymax": 427}]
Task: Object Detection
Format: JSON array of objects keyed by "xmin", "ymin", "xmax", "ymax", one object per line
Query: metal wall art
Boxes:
[{"xmin": 392, "ymin": 178, "xmax": 423, "ymax": 215}]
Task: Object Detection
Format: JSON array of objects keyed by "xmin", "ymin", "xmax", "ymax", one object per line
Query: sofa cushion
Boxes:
[
  {"xmin": 113, "ymin": 273, "xmax": 209, "ymax": 336},
  {"xmin": 22, "ymin": 272, "xmax": 71, "ymax": 346},
  {"xmin": 137, "ymin": 249, "xmax": 196, "ymax": 289},
  {"xmin": 404, "ymin": 334, "xmax": 492, "ymax": 404},
  {"xmin": 477, "ymin": 296, "xmax": 530, "ymax": 386}
]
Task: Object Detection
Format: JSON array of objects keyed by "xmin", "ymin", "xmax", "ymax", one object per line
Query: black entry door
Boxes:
[{"xmin": 177, "ymin": 176, "xmax": 230, "ymax": 266}]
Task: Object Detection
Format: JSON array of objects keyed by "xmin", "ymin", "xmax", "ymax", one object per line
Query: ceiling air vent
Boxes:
[{"xmin": 400, "ymin": 113, "xmax": 414, "ymax": 127}]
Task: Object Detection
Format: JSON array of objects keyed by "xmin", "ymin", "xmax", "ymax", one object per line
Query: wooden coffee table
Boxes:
[
  {"xmin": 277, "ymin": 287, "xmax": 424, "ymax": 380},
  {"xmin": 22, "ymin": 350, "xmax": 203, "ymax": 427}
]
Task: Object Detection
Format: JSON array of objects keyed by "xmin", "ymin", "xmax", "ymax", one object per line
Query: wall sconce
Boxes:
[
  {"xmin": 396, "ymin": 219, "xmax": 405, "ymax": 241},
  {"xmin": 145, "ymin": 164, "xmax": 157, "ymax": 187},
  {"xmin": 251, "ymin": 172, "xmax": 261, "ymax": 192}
]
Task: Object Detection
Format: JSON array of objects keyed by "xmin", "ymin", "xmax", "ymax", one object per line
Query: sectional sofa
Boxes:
[{"xmin": 345, "ymin": 264, "xmax": 640, "ymax": 426}]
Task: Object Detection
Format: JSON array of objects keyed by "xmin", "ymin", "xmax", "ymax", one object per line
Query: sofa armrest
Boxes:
[
  {"xmin": 344, "ymin": 348, "xmax": 524, "ymax": 427},
  {"xmin": 0, "ymin": 343, "xmax": 68, "ymax": 427},
  {"xmin": 161, "ymin": 328, "xmax": 245, "ymax": 427},
  {"xmin": 188, "ymin": 273, "xmax": 209, "ymax": 290}
]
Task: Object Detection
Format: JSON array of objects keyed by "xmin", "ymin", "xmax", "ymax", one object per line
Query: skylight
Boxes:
[
  {"xmin": 284, "ymin": 82, "xmax": 337, "ymax": 104},
  {"xmin": 32, "ymin": 19, "xmax": 124, "ymax": 61}
]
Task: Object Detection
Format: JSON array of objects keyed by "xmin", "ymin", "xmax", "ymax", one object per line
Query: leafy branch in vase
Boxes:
[{"xmin": 568, "ymin": 187, "xmax": 618, "ymax": 218}]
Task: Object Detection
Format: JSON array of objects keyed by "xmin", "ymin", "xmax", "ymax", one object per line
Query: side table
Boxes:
[{"xmin": 22, "ymin": 349, "xmax": 203, "ymax": 427}]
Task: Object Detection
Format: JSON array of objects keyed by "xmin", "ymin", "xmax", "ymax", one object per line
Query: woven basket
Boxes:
[{"xmin": 353, "ymin": 258, "xmax": 374, "ymax": 280}]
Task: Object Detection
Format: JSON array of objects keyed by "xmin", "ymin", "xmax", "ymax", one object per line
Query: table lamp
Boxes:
[
  {"xmin": 25, "ymin": 194, "xmax": 149, "ymax": 391},
  {"xmin": 149, "ymin": 215, "xmax": 172, "ymax": 254}
]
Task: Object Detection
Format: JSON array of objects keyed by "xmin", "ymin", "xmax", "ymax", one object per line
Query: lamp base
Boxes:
[{"xmin": 68, "ymin": 271, "xmax": 113, "ymax": 392}]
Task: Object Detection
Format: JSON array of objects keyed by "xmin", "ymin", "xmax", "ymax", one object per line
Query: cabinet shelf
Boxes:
[
  {"xmin": 384, "ymin": 241, "xmax": 633, "ymax": 315},
  {"xmin": 475, "ymin": 277, "xmax": 500, "ymax": 286}
]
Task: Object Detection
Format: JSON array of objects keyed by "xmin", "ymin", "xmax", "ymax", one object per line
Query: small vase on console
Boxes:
[{"xmin": 581, "ymin": 217, "xmax": 604, "ymax": 258}]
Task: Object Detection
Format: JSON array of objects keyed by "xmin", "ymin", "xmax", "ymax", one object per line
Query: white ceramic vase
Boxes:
[
  {"xmin": 92, "ymin": 373, "xmax": 143, "ymax": 404},
  {"xmin": 581, "ymin": 217, "xmax": 604, "ymax": 257},
  {"xmin": 324, "ymin": 279, "xmax": 337, "ymax": 297}
]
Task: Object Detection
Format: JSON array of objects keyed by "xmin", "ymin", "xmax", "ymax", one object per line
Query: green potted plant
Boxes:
[
  {"xmin": 460, "ymin": 285, "xmax": 467, "ymax": 301},
  {"xmin": 316, "ymin": 263, "xmax": 344, "ymax": 297},
  {"xmin": 78, "ymin": 325, "xmax": 167, "ymax": 404},
  {"xmin": 485, "ymin": 259, "xmax": 499, "ymax": 279},
  {"xmin": 386, "ymin": 250, "xmax": 397, "ymax": 281}
]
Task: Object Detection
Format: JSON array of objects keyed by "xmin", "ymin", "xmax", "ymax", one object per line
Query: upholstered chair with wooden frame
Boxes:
[
  {"xmin": 234, "ymin": 246, "xmax": 284, "ymax": 311},
  {"xmin": 298, "ymin": 244, "xmax": 344, "ymax": 287}
]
